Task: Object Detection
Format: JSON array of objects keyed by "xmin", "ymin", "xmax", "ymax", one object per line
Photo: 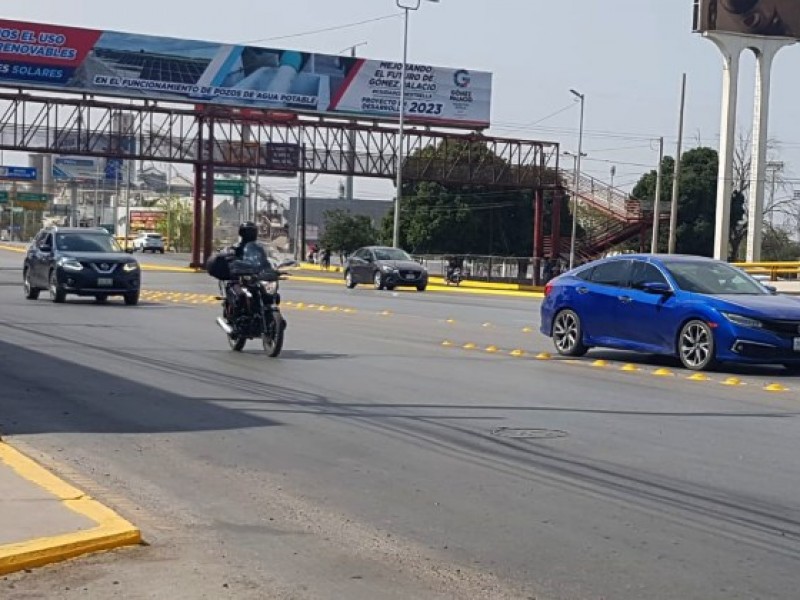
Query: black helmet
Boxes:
[{"xmin": 238, "ymin": 221, "xmax": 258, "ymax": 243}]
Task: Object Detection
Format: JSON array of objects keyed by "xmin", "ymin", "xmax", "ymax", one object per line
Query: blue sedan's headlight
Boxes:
[{"xmin": 722, "ymin": 312, "xmax": 763, "ymax": 329}]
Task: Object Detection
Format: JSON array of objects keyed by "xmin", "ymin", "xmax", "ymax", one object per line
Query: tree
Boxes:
[
  {"xmin": 730, "ymin": 133, "xmax": 793, "ymax": 260},
  {"xmin": 319, "ymin": 209, "xmax": 378, "ymax": 256},
  {"xmin": 154, "ymin": 196, "xmax": 193, "ymax": 252},
  {"xmin": 378, "ymin": 140, "xmax": 565, "ymax": 256},
  {"xmin": 631, "ymin": 147, "xmax": 744, "ymax": 256},
  {"xmin": 762, "ymin": 225, "xmax": 800, "ymax": 261}
]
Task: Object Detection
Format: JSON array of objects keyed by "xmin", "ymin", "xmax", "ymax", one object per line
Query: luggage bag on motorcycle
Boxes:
[{"xmin": 206, "ymin": 252, "xmax": 233, "ymax": 280}]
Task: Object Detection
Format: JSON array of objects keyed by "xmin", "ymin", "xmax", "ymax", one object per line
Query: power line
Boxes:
[{"xmin": 247, "ymin": 14, "xmax": 400, "ymax": 44}]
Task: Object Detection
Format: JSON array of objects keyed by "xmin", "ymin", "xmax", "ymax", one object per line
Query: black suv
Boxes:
[{"xmin": 23, "ymin": 227, "xmax": 141, "ymax": 305}]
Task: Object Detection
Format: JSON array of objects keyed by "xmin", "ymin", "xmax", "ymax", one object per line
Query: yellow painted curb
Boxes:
[
  {"xmin": 0, "ymin": 442, "xmax": 141, "ymax": 576},
  {"xmin": 0, "ymin": 244, "xmax": 25, "ymax": 253}
]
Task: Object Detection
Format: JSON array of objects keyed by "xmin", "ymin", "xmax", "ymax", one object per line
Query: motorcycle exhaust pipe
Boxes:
[{"xmin": 216, "ymin": 316, "xmax": 234, "ymax": 335}]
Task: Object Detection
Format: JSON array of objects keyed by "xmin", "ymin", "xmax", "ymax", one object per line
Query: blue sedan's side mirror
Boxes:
[
  {"xmin": 765, "ymin": 285, "xmax": 778, "ymax": 294},
  {"xmin": 641, "ymin": 281, "xmax": 672, "ymax": 295}
]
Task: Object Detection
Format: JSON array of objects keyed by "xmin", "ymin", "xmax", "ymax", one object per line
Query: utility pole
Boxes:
[
  {"xmin": 766, "ymin": 161, "xmax": 784, "ymax": 228},
  {"xmin": 651, "ymin": 137, "xmax": 664, "ymax": 253},
  {"xmin": 668, "ymin": 74, "xmax": 687, "ymax": 254}
]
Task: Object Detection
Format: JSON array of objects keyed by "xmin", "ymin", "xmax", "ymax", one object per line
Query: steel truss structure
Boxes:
[{"xmin": 0, "ymin": 92, "xmax": 561, "ymax": 270}]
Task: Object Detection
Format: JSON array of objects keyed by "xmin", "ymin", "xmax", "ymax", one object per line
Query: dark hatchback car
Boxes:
[
  {"xmin": 344, "ymin": 246, "xmax": 428, "ymax": 291},
  {"xmin": 23, "ymin": 227, "xmax": 141, "ymax": 305}
]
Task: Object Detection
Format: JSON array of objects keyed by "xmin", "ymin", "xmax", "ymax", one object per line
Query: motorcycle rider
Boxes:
[
  {"xmin": 445, "ymin": 256, "xmax": 461, "ymax": 284},
  {"xmin": 218, "ymin": 222, "xmax": 261, "ymax": 328}
]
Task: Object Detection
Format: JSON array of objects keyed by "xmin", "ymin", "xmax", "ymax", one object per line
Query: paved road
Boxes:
[{"xmin": 1, "ymin": 250, "xmax": 799, "ymax": 600}]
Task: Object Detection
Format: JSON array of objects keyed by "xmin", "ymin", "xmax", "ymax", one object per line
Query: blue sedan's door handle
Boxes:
[
  {"xmin": 577, "ymin": 287, "xmax": 589, "ymax": 295},
  {"xmin": 618, "ymin": 295, "xmax": 632, "ymax": 304}
]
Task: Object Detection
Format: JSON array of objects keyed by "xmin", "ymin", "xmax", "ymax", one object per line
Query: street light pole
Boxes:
[
  {"xmin": 393, "ymin": 0, "xmax": 439, "ymax": 248},
  {"xmin": 568, "ymin": 89, "xmax": 585, "ymax": 270}
]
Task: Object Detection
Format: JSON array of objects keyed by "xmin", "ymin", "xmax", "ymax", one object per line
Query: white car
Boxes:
[{"xmin": 133, "ymin": 232, "xmax": 165, "ymax": 253}]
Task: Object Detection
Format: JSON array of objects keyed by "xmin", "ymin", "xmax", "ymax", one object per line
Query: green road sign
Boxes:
[
  {"xmin": 213, "ymin": 179, "xmax": 247, "ymax": 196},
  {"xmin": 0, "ymin": 191, "xmax": 49, "ymax": 204}
]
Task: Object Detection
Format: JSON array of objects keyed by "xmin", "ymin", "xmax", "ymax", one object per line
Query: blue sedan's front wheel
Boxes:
[
  {"xmin": 678, "ymin": 320, "xmax": 716, "ymax": 371},
  {"xmin": 553, "ymin": 309, "xmax": 588, "ymax": 357}
]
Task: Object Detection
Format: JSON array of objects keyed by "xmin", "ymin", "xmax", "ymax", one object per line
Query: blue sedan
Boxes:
[{"xmin": 540, "ymin": 254, "xmax": 800, "ymax": 371}]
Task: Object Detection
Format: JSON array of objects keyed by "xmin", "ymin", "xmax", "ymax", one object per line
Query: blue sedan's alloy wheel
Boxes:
[
  {"xmin": 553, "ymin": 309, "xmax": 588, "ymax": 357},
  {"xmin": 678, "ymin": 320, "xmax": 716, "ymax": 371}
]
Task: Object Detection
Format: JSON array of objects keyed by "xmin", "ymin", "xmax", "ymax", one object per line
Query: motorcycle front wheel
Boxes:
[
  {"xmin": 262, "ymin": 311, "xmax": 285, "ymax": 357},
  {"xmin": 229, "ymin": 332, "xmax": 246, "ymax": 352}
]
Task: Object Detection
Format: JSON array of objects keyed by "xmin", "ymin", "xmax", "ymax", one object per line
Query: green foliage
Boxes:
[
  {"xmin": 378, "ymin": 140, "xmax": 564, "ymax": 255},
  {"xmin": 762, "ymin": 226, "xmax": 800, "ymax": 261},
  {"xmin": 154, "ymin": 196, "xmax": 193, "ymax": 252},
  {"xmin": 631, "ymin": 147, "xmax": 743, "ymax": 256},
  {"xmin": 320, "ymin": 209, "xmax": 378, "ymax": 254}
]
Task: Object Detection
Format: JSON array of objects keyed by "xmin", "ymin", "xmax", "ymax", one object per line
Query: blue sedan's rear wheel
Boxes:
[
  {"xmin": 552, "ymin": 309, "xmax": 588, "ymax": 357},
  {"xmin": 678, "ymin": 320, "xmax": 716, "ymax": 371}
]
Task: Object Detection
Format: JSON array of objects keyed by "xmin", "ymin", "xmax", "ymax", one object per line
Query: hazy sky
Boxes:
[{"xmin": 4, "ymin": 0, "xmax": 800, "ymax": 204}]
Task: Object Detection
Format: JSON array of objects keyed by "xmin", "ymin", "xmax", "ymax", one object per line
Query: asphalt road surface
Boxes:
[{"xmin": 1, "ymin": 249, "xmax": 799, "ymax": 600}]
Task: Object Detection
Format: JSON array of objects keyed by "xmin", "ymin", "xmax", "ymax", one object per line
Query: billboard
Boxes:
[
  {"xmin": 0, "ymin": 19, "xmax": 492, "ymax": 128},
  {"xmin": 694, "ymin": 0, "xmax": 800, "ymax": 38}
]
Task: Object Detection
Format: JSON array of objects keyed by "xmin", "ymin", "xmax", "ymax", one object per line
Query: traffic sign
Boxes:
[
  {"xmin": 0, "ymin": 191, "xmax": 49, "ymax": 204},
  {"xmin": 213, "ymin": 179, "xmax": 247, "ymax": 196},
  {"xmin": 0, "ymin": 166, "xmax": 37, "ymax": 181}
]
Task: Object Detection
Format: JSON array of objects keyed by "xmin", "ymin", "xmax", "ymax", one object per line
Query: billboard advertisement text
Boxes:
[
  {"xmin": 0, "ymin": 19, "xmax": 492, "ymax": 128},
  {"xmin": 694, "ymin": 0, "xmax": 800, "ymax": 38}
]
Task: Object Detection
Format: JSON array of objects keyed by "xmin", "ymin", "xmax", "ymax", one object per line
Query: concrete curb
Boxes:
[{"xmin": 0, "ymin": 441, "xmax": 141, "ymax": 576}]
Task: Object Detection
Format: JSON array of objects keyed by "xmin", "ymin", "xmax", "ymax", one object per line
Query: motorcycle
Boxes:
[
  {"xmin": 213, "ymin": 241, "xmax": 289, "ymax": 357},
  {"xmin": 445, "ymin": 266, "xmax": 463, "ymax": 286}
]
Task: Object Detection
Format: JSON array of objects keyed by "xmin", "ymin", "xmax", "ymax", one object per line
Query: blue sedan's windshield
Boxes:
[{"xmin": 664, "ymin": 261, "xmax": 767, "ymax": 295}]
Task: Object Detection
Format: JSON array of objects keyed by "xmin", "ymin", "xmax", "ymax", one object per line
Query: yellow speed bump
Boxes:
[
  {"xmin": 379, "ymin": 310, "xmax": 392, "ymax": 316},
  {"xmin": 441, "ymin": 340, "xmax": 454, "ymax": 347},
  {"xmin": 764, "ymin": 383, "xmax": 790, "ymax": 392},
  {"xmin": 592, "ymin": 360, "xmax": 609, "ymax": 368},
  {"xmin": 510, "ymin": 349, "xmax": 526, "ymax": 357},
  {"xmin": 485, "ymin": 345, "xmax": 499, "ymax": 353},
  {"xmin": 535, "ymin": 352, "xmax": 552, "ymax": 360},
  {"xmin": 463, "ymin": 342, "xmax": 477, "ymax": 350},
  {"xmin": 522, "ymin": 327, "xmax": 534, "ymax": 333},
  {"xmin": 620, "ymin": 364, "xmax": 640, "ymax": 372},
  {"xmin": 687, "ymin": 373, "xmax": 711, "ymax": 381},
  {"xmin": 482, "ymin": 322, "xmax": 492, "ymax": 328},
  {"xmin": 652, "ymin": 368, "xmax": 675, "ymax": 377},
  {"xmin": 721, "ymin": 377, "xmax": 744, "ymax": 386},
  {"xmin": 446, "ymin": 319, "xmax": 456, "ymax": 324}
]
